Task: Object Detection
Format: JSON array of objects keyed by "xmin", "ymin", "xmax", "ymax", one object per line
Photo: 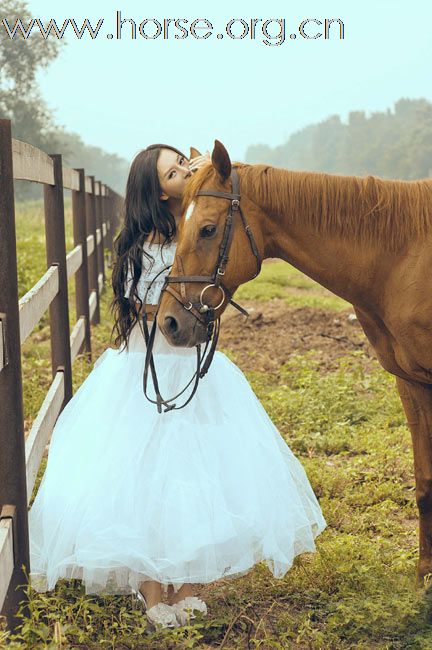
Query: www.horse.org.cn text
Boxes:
[{"xmin": 0, "ymin": 13, "xmax": 345, "ymax": 47}]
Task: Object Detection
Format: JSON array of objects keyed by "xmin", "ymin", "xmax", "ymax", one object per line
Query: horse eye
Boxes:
[{"xmin": 199, "ymin": 224, "xmax": 217, "ymax": 238}]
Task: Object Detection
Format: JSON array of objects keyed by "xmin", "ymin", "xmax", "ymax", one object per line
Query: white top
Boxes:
[{"xmin": 124, "ymin": 240, "xmax": 177, "ymax": 304}]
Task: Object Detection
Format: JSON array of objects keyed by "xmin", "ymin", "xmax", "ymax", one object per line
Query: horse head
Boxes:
[{"xmin": 158, "ymin": 140, "xmax": 264, "ymax": 347}]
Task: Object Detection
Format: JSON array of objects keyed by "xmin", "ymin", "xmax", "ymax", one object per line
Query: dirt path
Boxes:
[{"xmin": 219, "ymin": 298, "xmax": 377, "ymax": 374}]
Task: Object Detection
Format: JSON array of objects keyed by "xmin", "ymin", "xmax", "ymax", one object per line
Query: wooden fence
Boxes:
[{"xmin": 0, "ymin": 119, "xmax": 123, "ymax": 631}]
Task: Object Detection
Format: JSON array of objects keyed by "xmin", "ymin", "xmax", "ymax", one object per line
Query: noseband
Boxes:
[{"xmin": 142, "ymin": 167, "xmax": 262, "ymax": 413}]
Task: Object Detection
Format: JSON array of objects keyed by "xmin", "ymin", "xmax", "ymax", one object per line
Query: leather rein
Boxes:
[{"xmin": 141, "ymin": 167, "xmax": 262, "ymax": 413}]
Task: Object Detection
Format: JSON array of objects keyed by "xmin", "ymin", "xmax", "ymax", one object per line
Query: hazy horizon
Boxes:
[{"xmin": 21, "ymin": 0, "xmax": 432, "ymax": 164}]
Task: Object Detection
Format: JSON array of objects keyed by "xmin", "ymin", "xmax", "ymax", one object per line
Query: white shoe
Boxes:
[
  {"xmin": 171, "ymin": 596, "xmax": 208, "ymax": 626},
  {"xmin": 132, "ymin": 588, "xmax": 180, "ymax": 629}
]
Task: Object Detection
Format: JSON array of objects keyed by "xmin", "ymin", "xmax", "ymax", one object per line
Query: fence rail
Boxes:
[
  {"xmin": 0, "ymin": 120, "xmax": 123, "ymax": 631},
  {"xmin": 19, "ymin": 265, "xmax": 59, "ymax": 345}
]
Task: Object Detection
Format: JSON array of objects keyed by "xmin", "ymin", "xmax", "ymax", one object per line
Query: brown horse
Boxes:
[{"xmin": 158, "ymin": 139, "xmax": 432, "ymax": 584}]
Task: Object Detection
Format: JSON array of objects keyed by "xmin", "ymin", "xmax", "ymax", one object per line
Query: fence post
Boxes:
[
  {"xmin": 115, "ymin": 193, "xmax": 122, "ymax": 236},
  {"xmin": 0, "ymin": 119, "xmax": 30, "ymax": 631},
  {"xmin": 44, "ymin": 154, "xmax": 73, "ymax": 406},
  {"xmin": 109, "ymin": 189, "xmax": 116, "ymax": 264},
  {"xmin": 85, "ymin": 176, "xmax": 100, "ymax": 325},
  {"xmin": 110, "ymin": 191, "xmax": 119, "ymax": 249},
  {"xmin": 72, "ymin": 169, "xmax": 91, "ymax": 358},
  {"xmin": 95, "ymin": 181, "xmax": 105, "ymax": 284},
  {"xmin": 100, "ymin": 186, "xmax": 108, "ymax": 267},
  {"xmin": 106, "ymin": 187, "xmax": 114, "ymax": 260}
]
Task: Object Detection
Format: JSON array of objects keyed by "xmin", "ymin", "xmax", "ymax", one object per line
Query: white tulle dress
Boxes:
[{"xmin": 29, "ymin": 240, "xmax": 326, "ymax": 598}]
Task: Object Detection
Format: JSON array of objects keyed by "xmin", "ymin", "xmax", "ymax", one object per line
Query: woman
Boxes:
[{"xmin": 29, "ymin": 144, "xmax": 326, "ymax": 630}]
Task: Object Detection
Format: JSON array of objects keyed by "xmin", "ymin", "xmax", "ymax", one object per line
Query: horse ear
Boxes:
[
  {"xmin": 189, "ymin": 146, "xmax": 202, "ymax": 158},
  {"xmin": 211, "ymin": 140, "xmax": 231, "ymax": 181}
]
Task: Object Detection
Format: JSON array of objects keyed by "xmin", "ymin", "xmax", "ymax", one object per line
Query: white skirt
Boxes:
[{"xmin": 29, "ymin": 320, "xmax": 326, "ymax": 597}]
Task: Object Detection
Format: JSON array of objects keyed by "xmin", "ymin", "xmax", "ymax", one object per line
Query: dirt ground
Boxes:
[{"xmin": 218, "ymin": 298, "xmax": 377, "ymax": 375}]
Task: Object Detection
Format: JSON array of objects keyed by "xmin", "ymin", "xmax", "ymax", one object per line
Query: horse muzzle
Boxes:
[{"xmin": 158, "ymin": 304, "xmax": 209, "ymax": 347}]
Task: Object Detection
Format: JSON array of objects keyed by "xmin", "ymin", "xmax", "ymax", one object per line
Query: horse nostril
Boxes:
[{"xmin": 164, "ymin": 315, "xmax": 178, "ymax": 334}]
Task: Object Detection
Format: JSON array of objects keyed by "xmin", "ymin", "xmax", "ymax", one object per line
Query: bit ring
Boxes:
[{"xmin": 200, "ymin": 284, "xmax": 225, "ymax": 310}]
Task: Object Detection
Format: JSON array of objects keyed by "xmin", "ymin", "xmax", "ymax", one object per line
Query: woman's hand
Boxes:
[{"xmin": 189, "ymin": 151, "xmax": 211, "ymax": 173}]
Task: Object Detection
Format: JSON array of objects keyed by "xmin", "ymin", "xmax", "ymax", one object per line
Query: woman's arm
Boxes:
[{"xmin": 189, "ymin": 151, "xmax": 211, "ymax": 172}]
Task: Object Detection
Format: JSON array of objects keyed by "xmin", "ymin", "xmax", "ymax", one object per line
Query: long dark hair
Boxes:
[{"xmin": 111, "ymin": 144, "xmax": 187, "ymax": 348}]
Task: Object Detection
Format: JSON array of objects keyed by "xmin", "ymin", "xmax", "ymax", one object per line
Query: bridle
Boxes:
[{"xmin": 142, "ymin": 167, "xmax": 262, "ymax": 413}]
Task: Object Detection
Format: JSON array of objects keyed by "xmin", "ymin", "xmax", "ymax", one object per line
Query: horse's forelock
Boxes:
[
  {"xmin": 181, "ymin": 163, "xmax": 215, "ymax": 213},
  {"xmin": 182, "ymin": 162, "xmax": 246, "ymax": 213}
]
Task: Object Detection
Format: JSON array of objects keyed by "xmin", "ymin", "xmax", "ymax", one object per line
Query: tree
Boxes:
[
  {"xmin": 245, "ymin": 99, "xmax": 432, "ymax": 181},
  {"xmin": 0, "ymin": 2, "xmax": 129, "ymax": 198},
  {"xmin": 0, "ymin": 0, "xmax": 64, "ymax": 152},
  {"xmin": 53, "ymin": 130, "xmax": 129, "ymax": 196}
]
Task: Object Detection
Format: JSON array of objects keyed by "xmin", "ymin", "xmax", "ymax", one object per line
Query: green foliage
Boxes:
[
  {"xmin": 0, "ymin": 1, "xmax": 60, "ymax": 87},
  {"xmin": 246, "ymin": 98, "xmax": 432, "ymax": 180},
  {"xmin": 0, "ymin": 1, "xmax": 62, "ymax": 154},
  {"xmin": 1, "ymin": 1, "xmax": 129, "ymax": 200},
  {"xmin": 52, "ymin": 130, "xmax": 129, "ymax": 196},
  {"xmin": 0, "ymin": 0, "xmax": 65, "ymax": 201}
]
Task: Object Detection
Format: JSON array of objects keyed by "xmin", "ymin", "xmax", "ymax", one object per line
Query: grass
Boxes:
[
  {"xmin": 235, "ymin": 262, "xmax": 349, "ymax": 311},
  {"xmin": 15, "ymin": 198, "xmax": 74, "ymax": 299},
  {"xmin": 2, "ymin": 200, "xmax": 432, "ymax": 648}
]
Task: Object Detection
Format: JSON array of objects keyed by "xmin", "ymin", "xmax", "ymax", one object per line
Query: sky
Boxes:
[{"xmin": 20, "ymin": 0, "xmax": 432, "ymax": 164}]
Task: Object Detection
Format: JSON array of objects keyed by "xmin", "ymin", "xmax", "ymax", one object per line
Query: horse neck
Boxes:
[{"xmin": 241, "ymin": 166, "xmax": 390, "ymax": 307}]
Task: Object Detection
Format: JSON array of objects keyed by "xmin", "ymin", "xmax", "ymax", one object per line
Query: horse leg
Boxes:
[
  {"xmin": 353, "ymin": 306, "xmax": 414, "ymax": 380},
  {"xmin": 396, "ymin": 376, "xmax": 432, "ymax": 584}
]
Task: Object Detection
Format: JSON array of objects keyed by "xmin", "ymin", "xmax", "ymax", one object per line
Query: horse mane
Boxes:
[{"xmin": 183, "ymin": 163, "xmax": 432, "ymax": 251}]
